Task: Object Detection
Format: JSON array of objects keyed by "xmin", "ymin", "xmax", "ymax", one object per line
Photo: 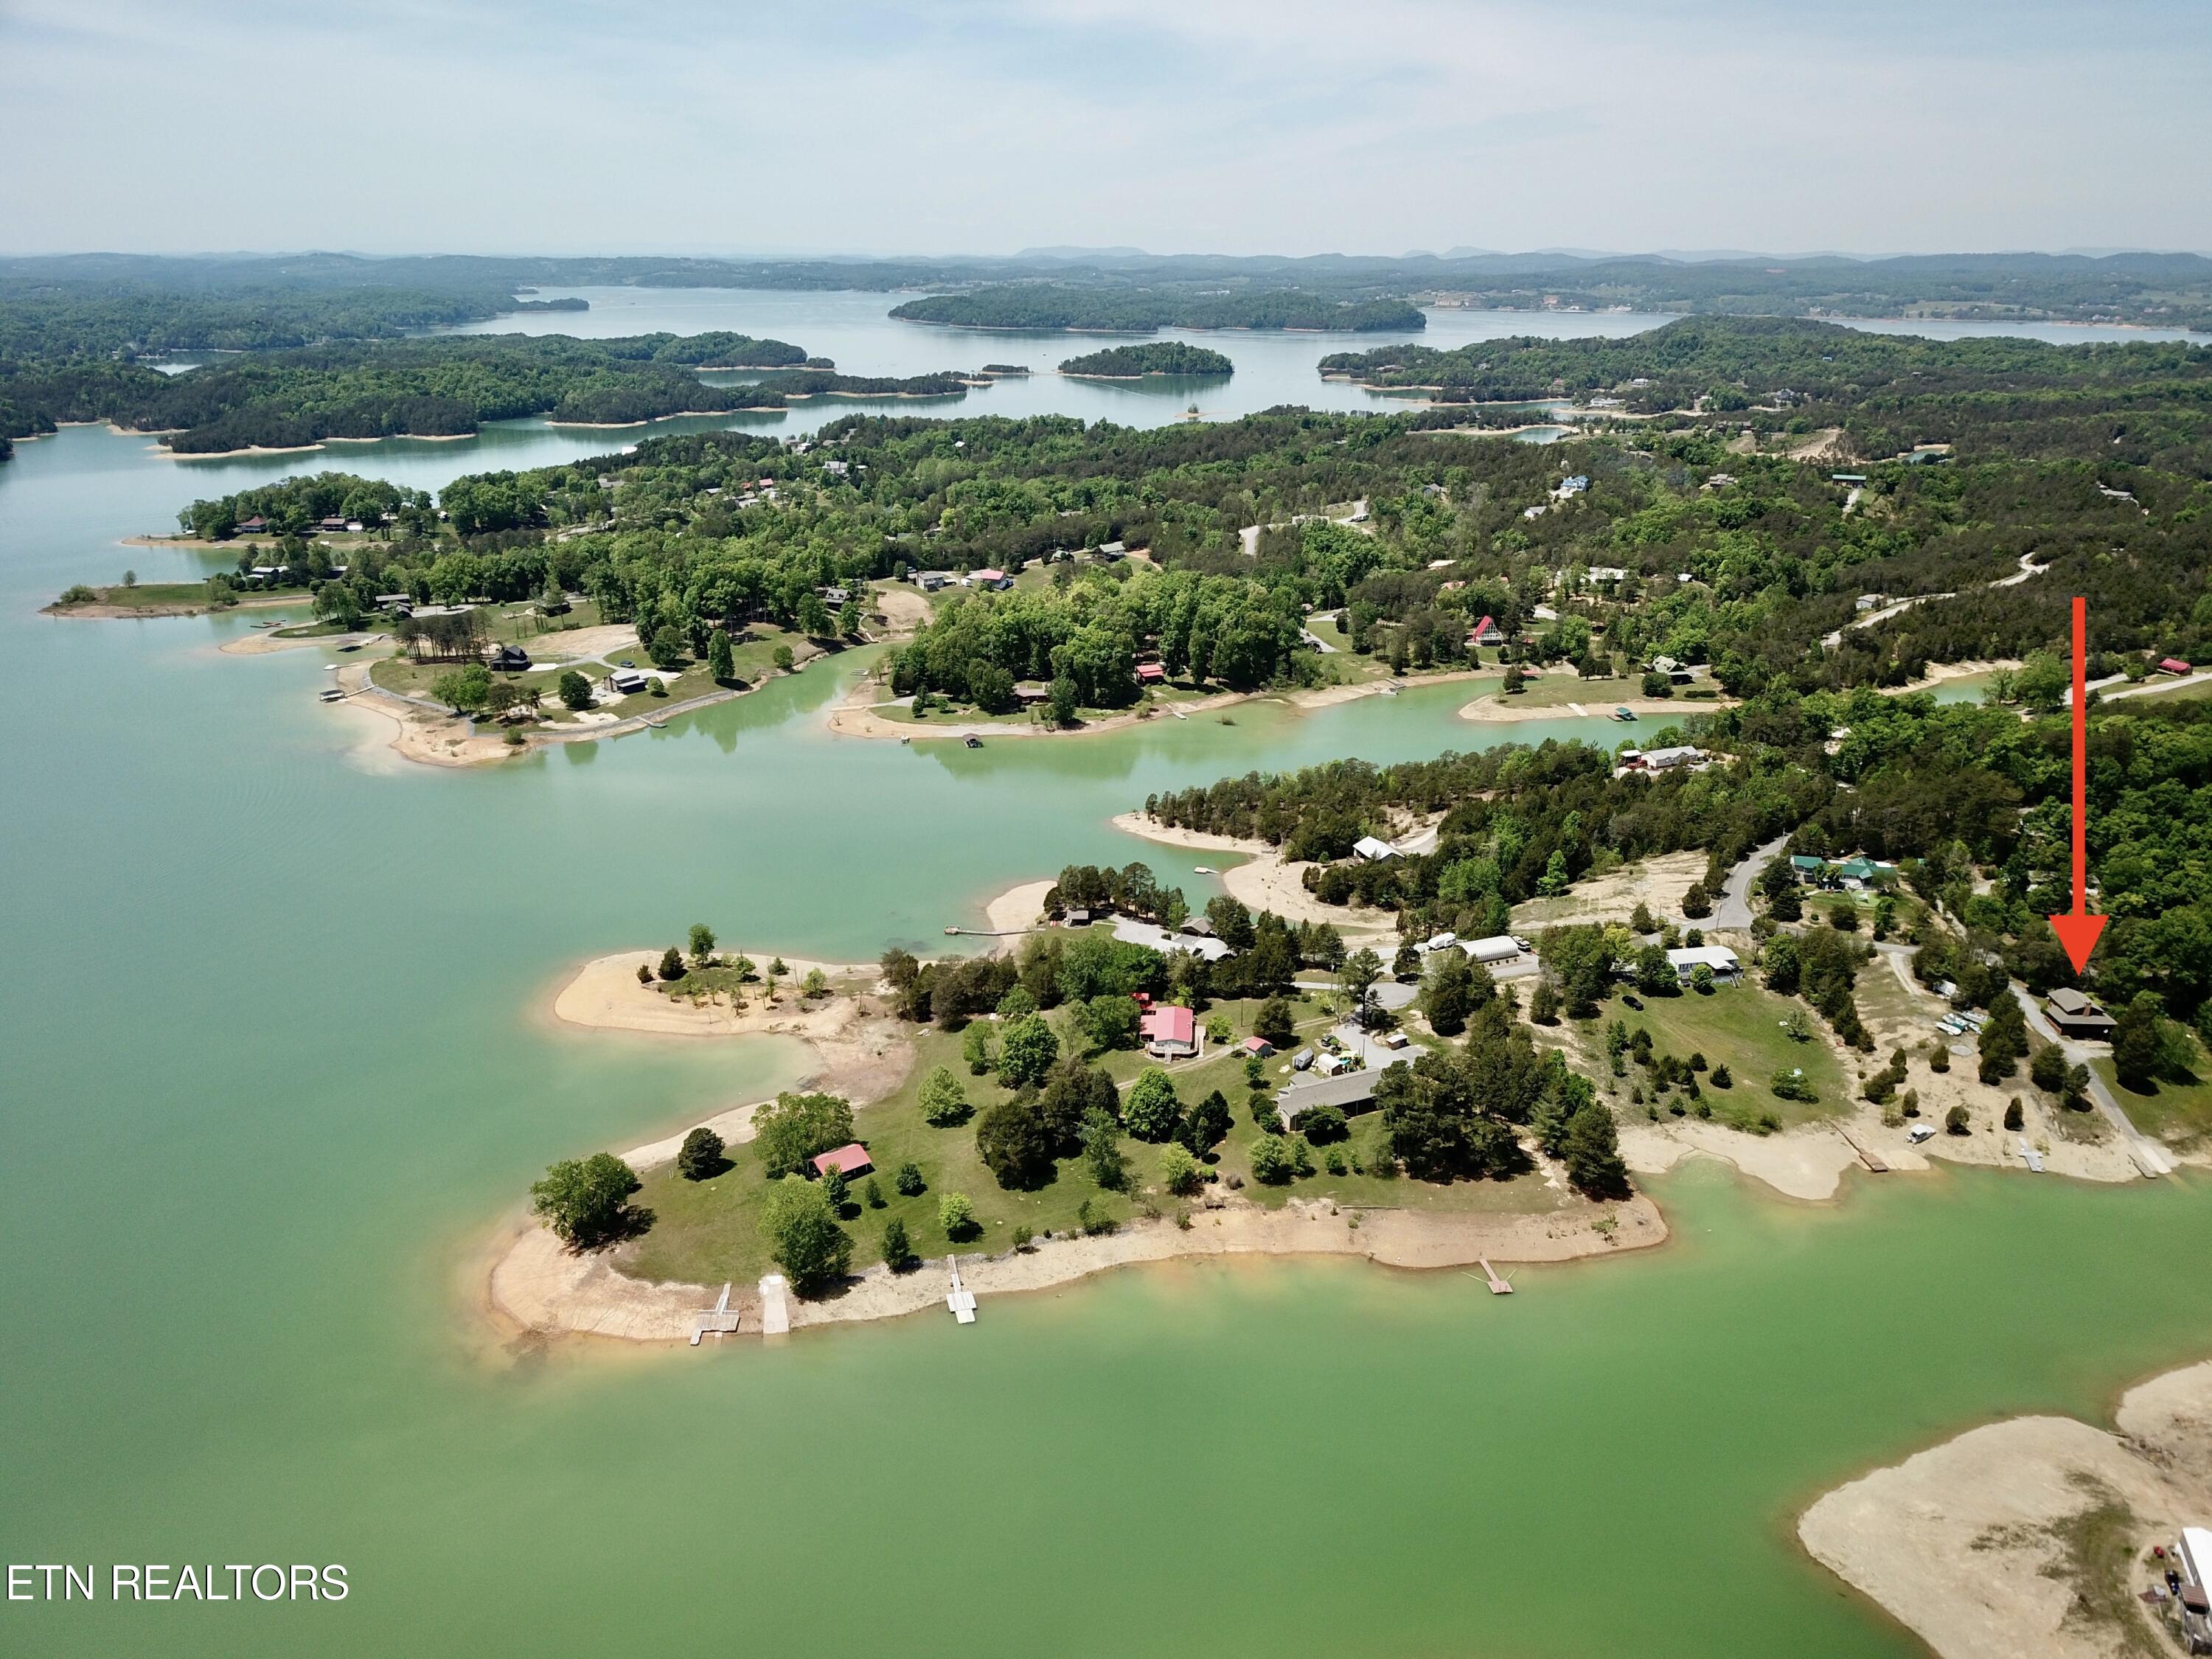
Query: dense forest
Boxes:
[
  {"xmin": 1058, "ymin": 343, "xmax": 1234, "ymax": 377},
  {"xmin": 0, "ymin": 333, "xmax": 989, "ymax": 453},
  {"xmin": 891, "ymin": 287, "xmax": 1425, "ymax": 333}
]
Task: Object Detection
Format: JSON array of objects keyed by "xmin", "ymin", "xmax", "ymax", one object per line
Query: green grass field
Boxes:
[
  {"xmin": 2092, "ymin": 1040, "xmax": 2212, "ymax": 1149},
  {"xmin": 1582, "ymin": 980, "xmax": 1850, "ymax": 1131},
  {"xmin": 619, "ymin": 992, "xmax": 1571, "ymax": 1290},
  {"xmin": 370, "ymin": 622, "xmax": 815, "ymax": 720}
]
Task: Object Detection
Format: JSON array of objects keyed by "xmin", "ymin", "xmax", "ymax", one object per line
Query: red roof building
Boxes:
[
  {"xmin": 810, "ymin": 1144, "xmax": 874, "ymax": 1179},
  {"xmin": 1468, "ymin": 615, "xmax": 1505, "ymax": 646},
  {"xmin": 1136, "ymin": 662, "xmax": 1167, "ymax": 683},
  {"xmin": 1240, "ymin": 1036, "xmax": 1276, "ymax": 1057},
  {"xmin": 1140, "ymin": 1004, "xmax": 1197, "ymax": 1057},
  {"xmin": 2160, "ymin": 657, "xmax": 2193, "ymax": 675}
]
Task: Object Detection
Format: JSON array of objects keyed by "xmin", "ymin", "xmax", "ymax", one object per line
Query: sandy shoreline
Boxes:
[
  {"xmin": 1799, "ymin": 1358, "xmax": 2212, "ymax": 1659},
  {"xmin": 1459, "ymin": 689, "xmax": 1728, "ymax": 722},
  {"xmin": 489, "ymin": 1183, "xmax": 1669, "ymax": 1347}
]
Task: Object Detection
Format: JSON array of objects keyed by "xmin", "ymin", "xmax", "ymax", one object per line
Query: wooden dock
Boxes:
[
  {"xmin": 946, "ymin": 1259, "xmax": 978, "ymax": 1324},
  {"xmin": 1476, "ymin": 1259, "xmax": 1514, "ymax": 1295},
  {"xmin": 1837, "ymin": 1130, "xmax": 1889, "ymax": 1172}
]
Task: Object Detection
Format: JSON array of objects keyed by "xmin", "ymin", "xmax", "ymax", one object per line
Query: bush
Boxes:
[
  {"xmin": 1709, "ymin": 1063, "xmax": 1732, "ymax": 1088},
  {"xmin": 975, "ymin": 1098, "xmax": 1057, "ymax": 1189},
  {"xmin": 894, "ymin": 1161, "xmax": 925, "ymax": 1196},
  {"xmin": 1682, "ymin": 881, "xmax": 1711, "ymax": 919},
  {"xmin": 1528, "ymin": 979, "xmax": 1560, "ymax": 1025},
  {"xmin": 556, "ymin": 669, "xmax": 594, "ymax": 710},
  {"xmin": 2003, "ymin": 1097, "xmax": 2024, "ymax": 1130},
  {"xmin": 1945, "ymin": 1105, "xmax": 1970, "ymax": 1135},
  {"xmin": 675, "ymin": 1127, "xmax": 726, "ymax": 1180},
  {"xmin": 938, "ymin": 1192, "xmax": 979, "ymax": 1240},
  {"xmin": 658, "ymin": 946, "xmax": 685, "ymax": 981},
  {"xmin": 864, "ymin": 1176, "xmax": 886, "ymax": 1208},
  {"xmin": 1770, "ymin": 1068, "xmax": 1818, "ymax": 1102}
]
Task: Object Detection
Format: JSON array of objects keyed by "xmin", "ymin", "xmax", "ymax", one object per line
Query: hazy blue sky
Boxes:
[{"xmin": 5, "ymin": 0, "xmax": 2208, "ymax": 257}]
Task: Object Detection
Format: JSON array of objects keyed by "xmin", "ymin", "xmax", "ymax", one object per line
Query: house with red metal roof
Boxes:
[
  {"xmin": 1467, "ymin": 615, "xmax": 1505, "ymax": 647},
  {"xmin": 2160, "ymin": 657, "xmax": 2193, "ymax": 675},
  {"xmin": 1136, "ymin": 662, "xmax": 1166, "ymax": 684},
  {"xmin": 1140, "ymin": 1004, "xmax": 1197, "ymax": 1059}
]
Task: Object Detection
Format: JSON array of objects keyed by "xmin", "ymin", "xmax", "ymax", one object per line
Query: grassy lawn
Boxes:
[
  {"xmin": 621, "ymin": 992, "xmax": 1565, "ymax": 1290},
  {"xmin": 2092, "ymin": 1041, "xmax": 2212, "ymax": 1149},
  {"xmin": 52, "ymin": 580, "xmax": 253, "ymax": 611},
  {"xmin": 1484, "ymin": 671, "xmax": 1631, "ymax": 710},
  {"xmin": 1578, "ymin": 981, "xmax": 1850, "ymax": 1131},
  {"xmin": 370, "ymin": 624, "xmax": 815, "ymax": 720}
]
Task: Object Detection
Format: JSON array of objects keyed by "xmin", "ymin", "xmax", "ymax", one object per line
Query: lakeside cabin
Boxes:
[
  {"xmin": 1141, "ymin": 1004, "xmax": 1197, "ymax": 1060},
  {"xmin": 971, "ymin": 568, "xmax": 1013, "ymax": 591},
  {"xmin": 1467, "ymin": 614, "xmax": 1506, "ymax": 647},
  {"xmin": 2045, "ymin": 987, "xmax": 2118, "ymax": 1040},
  {"xmin": 1666, "ymin": 945, "xmax": 1741, "ymax": 984},
  {"xmin": 809, "ymin": 1144, "xmax": 874, "ymax": 1180},
  {"xmin": 2162, "ymin": 657, "xmax": 2194, "ymax": 676},
  {"xmin": 1136, "ymin": 662, "xmax": 1167, "ymax": 685},
  {"xmin": 608, "ymin": 669, "xmax": 649, "ymax": 695},
  {"xmin": 1110, "ymin": 916, "xmax": 1232, "ymax": 963},
  {"xmin": 1352, "ymin": 835, "xmax": 1399, "ymax": 861}
]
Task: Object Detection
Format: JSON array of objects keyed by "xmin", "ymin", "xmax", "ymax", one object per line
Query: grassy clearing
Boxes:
[
  {"xmin": 621, "ymin": 993, "xmax": 1568, "ymax": 1290},
  {"xmin": 1586, "ymin": 981, "xmax": 1850, "ymax": 1131},
  {"xmin": 370, "ymin": 624, "xmax": 818, "ymax": 719},
  {"xmin": 1483, "ymin": 671, "xmax": 1632, "ymax": 710},
  {"xmin": 2092, "ymin": 1037, "xmax": 2212, "ymax": 1148},
  {"xmin": 50, "ymin": 580, "xmax": 243, "ymax": 611}
]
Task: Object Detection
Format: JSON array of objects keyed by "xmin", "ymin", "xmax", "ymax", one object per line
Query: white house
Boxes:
[
  {"xmin": 1352, "ymin": 836, "xmax": 1399, "ymax": 862},
  {"xmin": 1641, "ymin": 745, "xmax": 1707, "ymax": 771},
  {"xmin": 1666, "ymin": 945, "xmax": 1740, "ymax": 983}
]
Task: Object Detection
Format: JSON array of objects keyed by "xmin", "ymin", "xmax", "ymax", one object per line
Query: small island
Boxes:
[
  {"xmin": 1059, "ymin": 342, "xmax": 1233, "ymax": 378},
  {"xmin": 891, "ymin": 285, "xmax": 1425, "ymax": 334}
]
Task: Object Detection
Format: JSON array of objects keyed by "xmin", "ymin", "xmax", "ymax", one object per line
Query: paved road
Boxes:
[
  {"xmin": 1711, "ymin": 833, "xmax": 1790, "ymax": 931},
  {"xmin": 2008, "ymin": 984, "xmax": 2175, "ymax": 1177}
]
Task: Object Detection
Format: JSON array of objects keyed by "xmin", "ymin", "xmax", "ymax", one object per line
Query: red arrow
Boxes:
[{"xmin": 2048, "ymin": 594, "xmax": 2106, "ymax": 973}]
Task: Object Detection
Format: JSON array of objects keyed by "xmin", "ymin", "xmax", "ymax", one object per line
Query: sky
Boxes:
[{"xmin": 4, "ymin": 0, "xmax": 2210, "ymax": 259}]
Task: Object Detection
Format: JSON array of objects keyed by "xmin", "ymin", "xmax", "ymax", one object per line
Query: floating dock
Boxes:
[
  {"xmin": 2017, "ymin": 1135, "xmax": 2046, "ymax": 1173},
  {"xmin": 946, "ymin": 1259, "xmax": 978, "ymax": 1324},
  {"xmin": 689, "ymin": 1283, "xmax": 741, "ymax": 1346},
  {"xmin": 1476, "ymin": 1259, "xmax": 1514, "ymax": 1295}
]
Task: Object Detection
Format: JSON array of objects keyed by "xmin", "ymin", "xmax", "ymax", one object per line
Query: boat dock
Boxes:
[
  {"xmin": 1837, "ymin": 1130, "xmax": 1889, "ymax": 1172},
  {"xmin": 689, "ymin": 1283, "xmax": 741, "ymax": 1346},
  {"xmin": 1476, "ymin": 1259, "xmax": 1513, "ymax": 1295},
  {"xmin": 2017, "ymin": 1135, "xmax": 2046, "ymax": 1173},
  {"xmin": 946, "ymin": 1259, "xmax": 978, "ymax": 1324}
]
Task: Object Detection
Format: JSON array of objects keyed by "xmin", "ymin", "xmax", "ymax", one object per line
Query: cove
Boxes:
[{"xmin": 1, "ymin": 324, "xmax": 2199, "ymax": 1659}]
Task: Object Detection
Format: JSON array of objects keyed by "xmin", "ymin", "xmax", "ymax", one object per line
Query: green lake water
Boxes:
[{"xmin": 0, "ymin": 316, "xmax": 2202, "ymax": 1656}]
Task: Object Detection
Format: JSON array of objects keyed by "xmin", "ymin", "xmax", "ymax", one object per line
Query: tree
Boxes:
[
  {"xmin": 1560, "ymin": 1103, "xmax": 1630, "ymax": 1198},
  {"xmin": 938, "ymin": 1192, "xmax": 979, "ymax": 1240},
  {"xmin": 1048, "ymin": 675, "xmax": 1079, "ymax": 726},
  {"xmin": 2113, "ymin": 992, "xmax": 2163, "ymax": 1091},
  {"xmin": 676, "ymin": 1127, "xmax": 725, "ymax": 1180},
  {"xmin": 1339, "ymin": 947, "xmax": 1384, "ymax": 1027},
  {"xmin": 1082, "ymin": 1107, "xmax": 1129, "ymax": 1192},
  {"xmin": 658, "ymin": 946, "xmax": 686, "ymax": 981},
  {"xmin": 1978, "ymin": 993, "xmax": 2028, "ymax": 1085},
  {"xmin": 1710, "ymin": 1063, "xmax": 1732, "ymax": 1088},
  {"xmin": 688, "ymin": 922, "xmax": 716, "ymax": 965},
  {"xmin": 997, "ymin": 1012, "xmax": 1060, "ymax": 1088},
  {"xmin": 431, "ymin": 662, "xmax": 493, "ymax": 714},
  {"xmin": 1945, "ymin": 1104, "xmax": 1971, "ymax": 1135},
  {"xmin": 530, "ymin": 1153, "xmax": 640, "ymax": 1248},
  {"xmin": 1393, "ymin": 941, "xmax": 1422, "ymax": 982},
  {"xmin": 2003, "ymin": 1097, "xmax": 2025, "ymax": 1130},
  {"xmin": 707, "ymin": 629, "xmax": 736, "ymax": 682},
  {"xmin": 1763, "ymin": 934, "xmax": 1801, "ymax": 995},
  {"xmin": 648, "ymin": 626, "xmax": 686, "ymax": 670},
  {"xmin": 636, "ymin": 961, "xmax": 653, "ymax": 985},
  {"xmin": 773, "ymin": 644, "xmax": 795, "ymax": 672},
  {"xmin": 1427, "ymin": 950, "xmax": 1474, "ymax": 1036},
  {"xmin": 1690, "ymin": 962, "xmax": 1716, "ymax": 995},
  {"xmin": 894, "ymin": 1161, "xmax": 925, "ymax": 1196},
  {"xmin": 864, "ymin": 1176, "xmax": 885, "ymax": 1208},
  {"xmin": 975, "ymin": 1098, "xmax": 1057, "ymax": 1189},
  {"xmin": 1255, "ymin": 996, "xmax": 1295, "ymax": 1048},
  {"xmin": 1248, "ymin": 1135, "xmax": 1298, "ymax": 1185},
  {"xmin": 1084, "ymin": 993, "xmax": 1141, "ymax": 1051},
  {"xmin": 1124, "ymin": 1068, "xmax": 1182, "ymax": 1141},
  {"xmin": 798, "ymin": 592, "xmax": 833, "ymax": 638},
  {"xmin": 880, "ymin": 1216, "xmax": 916, "ymax": 1272},
  {"xmin": 557, "ymin": 668, "xmax": 594, "ymax": 711},
  {"xmin": 751, "ymin": 1091, "xmax": 855, "ymax": 1178},
  {"xmin": 820, "ymin": 1165, "xmax": 850, "ymax": 1211},
  {"xmin": 1180, "ymin": 1089, "xmax": 1233, "ymax": 1155},
  {"xmin": 962, "ymin": 1020, "xmax": 995, "ymax": 1076},
  {"xmin": 760, "ymin": 1181, "xmax": 851, "ymax": 1296},
  {"xmin": 2030, "ymin": 1044, "xmax": 2067, "ymax": 1093},
  {"xmin": 919, "ymin": 1065, "xmax": 970, "ymax": 1126},
  {"xmin": 1529, "ymin": 979, "xmax": 1561, "ymax": 1024},
  {"xmin": 1682, "ymin": 881, "xmax": 1712, "ymax": 919},
  {"xmin": 1635, "ymin": 943, "xmax": 1675, "ymax": 995},
  {"xmin": 1161, "ymin": 1141, "xmax": 1203, "ymax": 1196},
  {"xmin": 1297, "ymin": 1104, "xmax": 1349, "ymax": 1144},
  {"xmin": 1630, "ymin": 902, "xmax": 1658, "ymax": 935}
]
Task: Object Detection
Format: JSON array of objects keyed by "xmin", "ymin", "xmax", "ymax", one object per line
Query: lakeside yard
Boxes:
[
  {"xmin": 1576, "ymin": 978, "xmax": 1851, "ymax": 1133},
  {"xmin": 618, "ymin": 991, "xmax": 1580, "ymax": 1292}
]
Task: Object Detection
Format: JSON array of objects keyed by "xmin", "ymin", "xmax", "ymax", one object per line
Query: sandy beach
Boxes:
[
  {"xmin": 1459, "ymin": 689, "xmax": 1729, "ymax": 722},
  {"xmin": 1799, "ymin": 1359, "xmax": 2212, "ymax": 1659},
  {"xmin": 981, "ymin": 879, "xmax": 1054, "ymax": 936},
  {"xmin": 1107, "ymin": 811, "xmax": 1399, "ymax": 938}
]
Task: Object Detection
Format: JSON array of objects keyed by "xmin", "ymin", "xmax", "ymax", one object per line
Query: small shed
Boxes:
[
  {"xmin": 1240, "ymin": 1036, "xmax": 1276, "ymax": 1058},
  {"xmin": 1352, "ymin": 835, "xmax": 1399, "ymax": 861},
  {"xmin": 810, "ymin": 1144, "xmax": 874, "ymax": 1180},
  {"xmin": 2161, "ymin": 657, "xmax": 2193, "ymax": 675}
]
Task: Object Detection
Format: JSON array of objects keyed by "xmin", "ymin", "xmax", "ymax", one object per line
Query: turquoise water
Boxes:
[{"xmin": 2, "ymin": 344, "xmax": 2208, "ymax": 1658}]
